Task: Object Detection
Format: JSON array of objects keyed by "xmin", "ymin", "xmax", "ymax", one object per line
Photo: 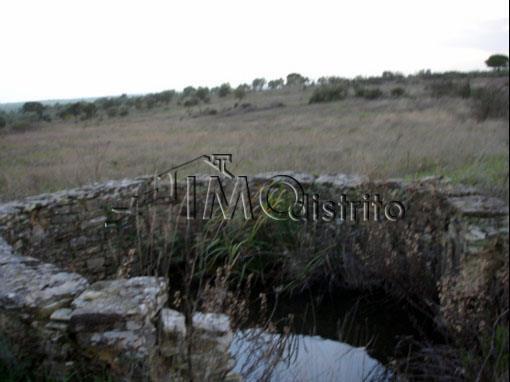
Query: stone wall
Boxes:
[
  {"xmin": 0, "ymin": 242, "xmax": 235, "ymax": 381},
  {"xmin": 0, "ymin": 178, "xmax": 149, "ymax": 281},
  {"xmin": 0, "ymin": 173, "xmax": 508, "ymax": 380}
]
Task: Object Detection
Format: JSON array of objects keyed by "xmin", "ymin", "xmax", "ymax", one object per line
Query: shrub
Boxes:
[
  {"xmin": 182, "ymin": 86, "xmax": 196, "ymax": 98},
  {"xmin": 10, "ymin": 121, "xmax": 33, "ymax": 132},
  {"xmin": 58, "ymin": 103, "xmax": 80, "ymax": 119},
  {"xmin": 133, "ymin": 97, "xmax": 145, "ymax": 110},
  {"xmin": 96, "ymin": 97, "xmax": 122, "ymax": 110},
  {"xmin": 391, "ymin": 87, "xmax": 406, "ymax": 97},
  {"xmin": 252, "ymin": 78, "xmax": 266, "ymax": 91},
  {"xmin": 183, "ymin": 98, "xmax": 199, "ymax": 107},
  {"xmin": 364, "ymin": 88, "xmax": 383, "ymax": 100},
  {"xmin": 267, "ymin": 79, "xmax": 284, "ymax": 90},
  {"xmin": 457, "ymin": 81, "xmax": 472, "ymax": 99},
  {"xmin": 355, "ymin": 87, "xmax": 383, "ymax": 100},
  {"xmin": 106, "ymin": 107, "xmax": 118, "ymax": 118},
  {"xmin": 158, "ymin": 90, "xmax": 176, "ymax": 104},
  {"xmin": 286, "ymin": 73, "xmax": 307, "ymax": 87},
  {"xmin": 218, "ymin": 83, "xmax": 231, "ymax": 97},
  {"xmin": 234, "ymin": 85, "xmax": 247, "ymax": 101},
  {"xmin": 382, "ymin": 71, "xmax": 405, "ymax": 81},
  {"xmin": 308, "ymin": 84, "xmax": 348, "ymax": 104},
  {"xmin": 471, "ymin": 83, "xmax": 509, "ymax": 121},
  {"xmin": 80, "ymin": 103, "xmax": 97, "ymax": 120},
  {"xmin": 21, "ymin": 101, "xmax": 45, "ymax": 119},
  {"xmin": 354, "ymin": 87, "xmax": 365, "ymax": 98},
  {"xmin": 57, "ymin": 102, "xmax": 96, "ymax": 120},
  {"xmin": 429, "ymin": 80, "xmax": 471, "ymax": 98},
  {"xmin": 0, "ymin": 115, "xmax": 6, "ymax": 129},
  {"xmin": 144, "ymin": 94, "xmax": 158, "ymax": 109},
  {"xmin": 195, "ymin": 87, "xmax": 210, "ymax": 103}
]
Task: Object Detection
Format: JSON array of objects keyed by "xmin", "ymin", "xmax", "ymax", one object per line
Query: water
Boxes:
[
  {"xmin": 230, "ymin": 329, "xmax": 390, "ymax": 382},
  {"xmin": 228, "ymin": 290, "xmax": 423, "ymax": 381}
]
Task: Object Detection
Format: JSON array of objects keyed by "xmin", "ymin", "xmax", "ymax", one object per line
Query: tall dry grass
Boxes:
[{"xmin": 0, "ymin": 83, "xmax": 508, "ymax": 201}]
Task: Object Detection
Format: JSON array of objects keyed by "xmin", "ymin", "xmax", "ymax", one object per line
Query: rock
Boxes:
[
  {"xmin": 69, "ymin": 277, "xmax": 168, "ymax": 380},
  {"xmin": 193, "ymin": 312, "xmax": 231, "ymax": 336},
  {"xmin": 315, "ymin": 173, "xmax": 369, "ymax": 188},
  {"xmin": 253, "ymin": 171, "xmax": 316, "ymax": 184},
  {"xmin": 50, "ymin": 308, "xmax": 73, "ymax": 322},
  {"xmin": 70, "ymin": 277, "xmax": 168, "ymax": 330},
  {"xmin": 160, "ymin": 308, "xmax": 186, "ymax": 336},
  {"xmin": 448, "ymin": 195, "xmax": 508, "ymax": 218},
  {"xmin": 0, "ymin": 254, "xmax": 88, "ymax": 317},
  {"xmin": 86, "ymin": 257, "xmax": 105, "ymax": 272}
]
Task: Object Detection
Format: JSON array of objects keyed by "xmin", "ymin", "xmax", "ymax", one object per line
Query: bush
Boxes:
[
  {"xmin": 267, "ymin": 79, "xmax": 284, "ymax": 90},
  {"xmin": 428, "ymin": 80, "xmax": 471, "ymax": 98},
  {"xmin": 10, "ymin": 121, "xmax": 33, "ymax": 132},
  {"xmin": 96, "ymin": 97, "xmax": 122, "ymax": 110},
  {"xmin": 309, "ymin": 84, "xmax": 348, "ymax": 104},
  {"xmin": 195, "ymin": 87, "xmax": 210, "ymax": 103},
  {"xmin": 355, "ymin": 87, "xmax": 383, "ymax": 100},
  {"xmin": 382, "ymin": 71, "xmax": 405, "ymax": 81},
  {"xmin": 182, "ymin": 86, "xmax": 196, "ymax": 98},
  {"xmin": 80, "ymin": 103, "xmax": 97, "ymax": 120},
  {"xmin": 364, "ymin": 88, "xmax": 383, "ymax": 100},
  {"xmin": 471, "ymin": 84, "xmax": 509, "ymax": 121},
  {"xmin": 158, "ymin": 90, "xmax": 176, "ymax": 104},
  {"xmin": 0, "ymin": 115, "xmax": 6, "ymax": 129},
  {"xmin": 58, "ymin": 102, "xmax": 96, "ymax": 120},
  {"xmin": 391, "ymin": 87, "xmax": 406, "ymax": 97},
  {"xmin": 218, "ymin": 83, "xmax": 231, "ymax": 98},
  {"xmin": 106, "ymin": 107, "xmax": 118, "ymax": 118},
  {"xmin": 183, "ymin": 98, "xmax": 199, "ymax": 107},
  {"xmin": 252, "ymin": 78, "xmax": 266, "ymax": 91},
  {"xmin": 21, "ymin": 101, "xmax": 45, "ymax": 120},
  {"xmin": 458, "ymin": 81, "xmax": 472, "ymax": 98},
  {"xmin": 286, "ymin": 73, "xmax": 307, "ymax": 87},
  {"xmin": 22, "ymin": 101, "xmax": 45, "ymax": 116},
  {"xmin": 234, "ymin": 85, "xmax": 247, "ymax": 101}
]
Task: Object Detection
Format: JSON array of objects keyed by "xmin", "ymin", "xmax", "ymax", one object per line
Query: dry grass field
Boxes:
[{"xmin": 0, "ymin": 78, "xmax": 508, "ymax": 202}]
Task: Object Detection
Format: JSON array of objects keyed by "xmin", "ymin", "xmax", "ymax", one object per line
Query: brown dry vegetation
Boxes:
[{"xmin": 0, "ymin": 77, "xmax": 508, "ymax": 202}]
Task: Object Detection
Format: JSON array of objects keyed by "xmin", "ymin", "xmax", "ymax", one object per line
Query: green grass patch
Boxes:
[{"xmin": 405, "ymin": 154, "xmax": 509, "ymax": 199}]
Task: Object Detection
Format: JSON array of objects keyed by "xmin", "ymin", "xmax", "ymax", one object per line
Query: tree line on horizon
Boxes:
[{"xmin": 0, "ymin": 54, "xmax": 508, "ymax": 131}]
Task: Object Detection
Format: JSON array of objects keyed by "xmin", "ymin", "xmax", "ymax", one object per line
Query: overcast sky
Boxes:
[{"xmin": 0, "ymin": 0, "xmax": 508, "ymax": 103}]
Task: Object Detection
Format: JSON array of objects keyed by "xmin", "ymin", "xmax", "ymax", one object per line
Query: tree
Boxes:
[
  {"xmin": 234, "ymin": 85, "xmax": 247, "ymax": 101},
  {"xmin": 22, "ymin": 101, "xmax": 45, "ymax": 118},
  {"xmin": 218, "ymin": 83, "xmax": 232, "ymax": 98},
  {"xmin": 182, "ymin": 86, "xmax": 196, "ymax": 98},
  {"xmin": 158, "ymin": 90, "xmax": 176, "ymax": 104},
  {"xmin": 286, "ymin": 73, "xmax": 307, "ymax": 87},
  {"xmin": 0, "ymin": 115, "xmax": 6, "ymax": 128},
  {"xmin": 195, "ymin": 87, "xmax": 210, "ymax": 103},
  {"xmin": 251, "ymin": 78, "xmax": 266, "ymax": 91},
  {"xmin": 485, "ymin": 54, "xmax": 509, "ymax": 70},
  {"xmin": 268, "ymin": 79, "xmax": 284, "ymax": 90},
  {"xmin": 80, "ymin": 102, "xmax": 97, "ymax": 120}
]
